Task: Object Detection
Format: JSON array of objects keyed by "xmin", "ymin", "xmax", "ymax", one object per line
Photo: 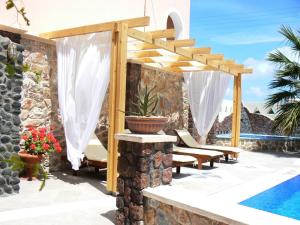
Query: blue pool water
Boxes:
[
  {"xmin": 239, "ymin": 175, "xmax": 300, "ymax": 221},
  {"xmin": 217, "ymin": 133, "xmax": 300, "ymax": 141}
]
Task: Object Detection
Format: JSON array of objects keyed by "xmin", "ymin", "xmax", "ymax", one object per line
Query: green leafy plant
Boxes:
[
  {"xmin": 131, "ymin": 85, "xmax": 159, "ymax": 117},
  {"xmin": 1, "ymin": 154, "xmax": 48, "ymax": 191},
  {"xmin": 265, "ymin": 25, "xmax": 300, "ymax": 135},
  {"xmin": 5, "ymin": 0, "xmax": 30, "ymax": 26},
  {"xmin": 23, "ymin": 63, "xmax": 43, "ymax": 84}
]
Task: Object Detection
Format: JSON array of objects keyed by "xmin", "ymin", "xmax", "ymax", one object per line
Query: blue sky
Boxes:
[{"xmin": 190, "ymin": 0, "xmax": 300, "ymax": 103}]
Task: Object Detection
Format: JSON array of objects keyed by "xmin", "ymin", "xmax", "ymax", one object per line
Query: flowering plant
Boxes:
[{"xmin": 22, "ymin": 127, "xmax": 62, "ymax": 155}]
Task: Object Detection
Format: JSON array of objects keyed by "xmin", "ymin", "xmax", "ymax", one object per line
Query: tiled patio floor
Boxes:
[
  {"xmin": 0, "ymin": 169, "xmax": 115, "ymax": 225},
  {"xmin": 0, "ymin": 151, "xmax": 299, "ymax": 225}
]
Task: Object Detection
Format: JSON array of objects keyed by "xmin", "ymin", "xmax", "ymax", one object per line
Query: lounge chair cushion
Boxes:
[
  {"xmin": 173, "ymin": 154, "xmax": 197, "ymax": 163},
  {"xmin": 173, "ymin": 146, "xmax": 223, "ymax": 158},
  {"xmin": 84, "ymin": 134, "xmax": 107, "ymax": 162},
  {"xmin": 175, "ymin": 129, "xmax": 241, "ymax": 154}
]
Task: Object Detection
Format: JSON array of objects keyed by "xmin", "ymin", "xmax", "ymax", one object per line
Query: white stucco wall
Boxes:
[{"xmin": 0, "ymin": 0, "xmax": 190, "ymax": 38}]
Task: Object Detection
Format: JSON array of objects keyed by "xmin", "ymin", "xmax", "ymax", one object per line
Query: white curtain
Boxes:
[
  {"xmin": 56, "ymin": 31, "xmax": 112, "ymax": 170},
  {"xmin": 184, "ymin": 71, "xmax": 232, "ymax": 143}
]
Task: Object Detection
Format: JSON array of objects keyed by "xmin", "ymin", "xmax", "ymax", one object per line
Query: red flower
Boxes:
[
  {"xmin": 22, "ymin": 135, "xmax": 29, "ymax": 141},
  {"xmin": 39, "ymin": 132, "xmax": 46, "ymax": 139},
  {"xmin": 55, "ymin": 146, "xmax": 62, "ymax": 153},
  {"xmin": 42, "ymin": 143, "xmax": 50, "ymax": 150},
  {"xmin": 27, "ymin": 126, "xmax": 34, "ymax": 131},
  {"xmin": 33, "ymin": 136, "xmax": 38, "ymax": 142},
  {"xmin": 30, "ymin": 144, "xmax": 36, "ymax": 150},
  {"xmin": 31, "ymin": 129, "xmax": 38, "ymax": 138},
  {"xmin": 54, "ymin": 142, "xmax": 62, "ymax": 153},
  {"xmin": 39, "ymin": 128, "xmax": 47, "ymax": 133}
]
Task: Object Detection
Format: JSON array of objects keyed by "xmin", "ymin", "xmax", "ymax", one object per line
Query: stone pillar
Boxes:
[
  {"xmin": 115, "ymin": 133, "xmax": 177, "ymax": 225},
  {"xmin": 0, "ymin": 36, "xmax": 24, "ymax": 195}
]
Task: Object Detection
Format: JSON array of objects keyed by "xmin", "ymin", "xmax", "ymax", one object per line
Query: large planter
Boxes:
[
  {"xmin": 125, "ymin": 116, "xmax": 168, "ymax": 134},
  {"xmin": 18, "ymin": 150, "xmax": 43, "ymax": 181}
]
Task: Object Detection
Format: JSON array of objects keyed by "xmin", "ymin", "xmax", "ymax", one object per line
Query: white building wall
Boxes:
[{"xmin": 0, "ymin": 0, "xmax": 190, "ymax": 38}]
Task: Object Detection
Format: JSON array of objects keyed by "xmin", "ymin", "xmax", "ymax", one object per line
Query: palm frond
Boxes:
[
  {"xmin": 269, "ymin": 77, "xmax": 300, "ymax": 90},
  {"xmin": 265, "ymin": 90, "xmax": 298, "ymax": 108},
  {"xmin": 276, "ymin": 62, "xmax": 300, "ymax": 79},
  {"xmin": 280, "ymin": 25, "xmax": 300, "ymax": 53},
  {"xmin": 267, "ymin": 50, "xmax": 292, "ymax": 65},
  {"xmin": 273, "ymin": 102, "xmax": 300, "ymax": 135}
]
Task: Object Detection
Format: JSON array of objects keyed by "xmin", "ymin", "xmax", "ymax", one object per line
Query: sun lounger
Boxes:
[
  {"xmin": 174, "ymin": 129, "xmax": 241, "ymax": 162},
  {"xmin": 172, "ymin": 154, "xmax": 197, "ymax": 174},
  {"xmin": 83, "ymin": 133, "xmax": 107, "ymax": 171},
  {"xmin": 173, "ymin": 145, "xmax": 223, "ymax": 169}
]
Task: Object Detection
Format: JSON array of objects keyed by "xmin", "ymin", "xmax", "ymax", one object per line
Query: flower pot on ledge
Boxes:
[
  {"xmin": 18, "ymin": 150, "xmax": 43, "ymax": 181},
  {"xmin": 125, "ymin": 116, "xmax": 168, "ymax": 134}
]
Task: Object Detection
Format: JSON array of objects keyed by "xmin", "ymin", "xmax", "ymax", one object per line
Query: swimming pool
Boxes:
[
  {"xmin": 217, "ymin": 133, "xmax": 300, "ymax": 141},
  {"xmin": 239, "ymin": 174, "xmax": 300, "ymax": 221}
]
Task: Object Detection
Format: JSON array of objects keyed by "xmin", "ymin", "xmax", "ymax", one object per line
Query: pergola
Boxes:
[{"xmin": 40, "ymin": 16, "xmax": 252, "ymax": 193}]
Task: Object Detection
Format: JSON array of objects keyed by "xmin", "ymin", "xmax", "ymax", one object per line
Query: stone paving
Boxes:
[
  {"xmin": 0, "ymin": 169, "xmax": 115, "ymax": 225},
  {"xmin": 0, "ymin": 151, "xmax": 299, "ymax": 225}
]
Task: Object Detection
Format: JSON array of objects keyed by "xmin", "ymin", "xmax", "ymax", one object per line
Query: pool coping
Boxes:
[{"xmin": 143, "ymin": 168, "xmax": 300, "ymax": 225}]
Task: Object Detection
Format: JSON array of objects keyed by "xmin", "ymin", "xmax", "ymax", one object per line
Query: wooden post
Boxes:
[
  {"xmin": 107, "ymin": 22, "xmax": 128, "ymax": 193},
  {"xmin": 231, "ymin": 73, "xmax": 242, "ymax": 147}
]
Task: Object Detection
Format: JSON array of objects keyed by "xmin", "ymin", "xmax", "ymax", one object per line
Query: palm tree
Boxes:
[{"xmin": 266, "ymin": 26, "xmax": 300, "ymax": 135}]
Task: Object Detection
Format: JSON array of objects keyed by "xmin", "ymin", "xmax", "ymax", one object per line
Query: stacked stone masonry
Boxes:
[
  {"xmin": 0, "ymin": 35, "xmax": 23, "ymax": 195},
  {"xmin": 144, "ymin": 197, "xmax": 229, "ymax": 225},
  {"xmin": 116, "ymin": 141, "xmax": 173, "ymax": 225},
  {"xmin": 215, "ymin": 137, "xmax": 300, "ymax": 152}
]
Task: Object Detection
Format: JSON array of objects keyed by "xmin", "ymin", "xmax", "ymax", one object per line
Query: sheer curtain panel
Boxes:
[
  {"xmin": 184, "ymin": 71, "xmax": 232, "ymax": 143},
  {"xmin": 56, "ymin": 31, "xmax": 112, "ymax": 170}
]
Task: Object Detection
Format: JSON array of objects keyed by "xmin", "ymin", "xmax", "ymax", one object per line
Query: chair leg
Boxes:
[
  {"xmin": 225, "ymin": 154, "xmax": 229, "ymax": 162},
  {"xmin": 176, "ymin": 166, "xmax": 181, "ymax": 174},
  {"xmin": 210, "ymin": 159, "xmax": 214, "ymax": 167},
  {"xmin": 197, "ymin": 159, "xmax": 202, "ymax": 170},
  {"xmin": 72, "ymin": 170, "xmax": 78, "ymax": 176},
  {"xmin": 95, "ymin": 167, "xmax": 100, "ymax": 175}
]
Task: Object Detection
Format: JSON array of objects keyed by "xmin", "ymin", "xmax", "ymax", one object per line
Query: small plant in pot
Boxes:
[
  {"xmin": 126, "ymin": 85, "xmax": 168, "ymax": 134},
  {"xmin": 18, "ymin": 126, "xmax": 62, "ymax": 181}
]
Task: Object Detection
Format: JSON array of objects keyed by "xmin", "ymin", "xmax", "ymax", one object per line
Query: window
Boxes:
[
  {"xmin": 166, "ymin": 16, "xmax": 175, "ymax": 41},
  {"xmin": 166, "ymin": 12, "xmax": 183, "ymax": 39}
]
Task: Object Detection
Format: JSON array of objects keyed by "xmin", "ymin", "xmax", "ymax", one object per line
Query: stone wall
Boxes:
[
  {"xmin": 126, "ymin": 64, "xmax": 189, "ymax": 135},
  {"xmin": 215, "ymin": 137, "xmax": 300, "ymax": 152},
  {"xmin": 207, "ymin": 106, "xmax": 282, "ymax": 145},
  {"xmin": 20, "ymin": 38, "xmax": 66, "ymax": 171},
  {"xmin": 116, "ymin": 140, "xmax": 173, "ymax": 225},
  {"xmin": 144, "ymin": 197, "xmax": 229, "ymax": 225},
  {"xmin": 0, "ymin": 36, "xmax": 23, "ymax": 196}
]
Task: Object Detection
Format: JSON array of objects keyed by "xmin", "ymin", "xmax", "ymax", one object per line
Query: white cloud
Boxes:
[
  {"xmin": 243, "ymin": 57, "xmax": 275, "ymax": 78},
  {"xmin": 246, "ymin": 86, "xmax": 266, "ymax": 97}
]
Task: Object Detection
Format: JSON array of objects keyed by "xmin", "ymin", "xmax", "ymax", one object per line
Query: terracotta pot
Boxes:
[
  {"xmin": 125, "ymin": 116, "xmax": 168, "ymax": 134},
  {"xmin": 18, "ymin": 150, "xmax": 43, "ymax": 181}
]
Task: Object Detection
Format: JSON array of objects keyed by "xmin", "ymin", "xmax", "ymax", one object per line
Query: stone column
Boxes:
[
  {"xmin": 115, "ymin": 133, "xmax": 177, "ymax": 225},
  {"xmin": 0, "ymin": 36, "xmax": 23, "ymax": 195}
]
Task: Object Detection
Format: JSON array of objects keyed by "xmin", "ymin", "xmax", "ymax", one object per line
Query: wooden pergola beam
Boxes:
[
  {"xmin": 170, "ymin": 39, "xmax": 196, "ymax": 47},
  {"xmin": 128, "ymin": 39, "xmax": 196, "ymax": 51},
  {"xmin": 128, "ymin": 50, "xmax": 163, "ymax": 58},
  {"xmin": 40, "ymin": 16, "xmax": 150, "ymax": 39},
  {"xmin": 147, "ymin": 29, "xmax": 176, "ymax": 39},
  {"xmin": 190, "ymin": 47, "xmax": 211, "ymax": 54},
  {"xmin": 130, "ymin": 28, "xmax": 237, "ymax": 75},
  {"xmin": 231, "ymin": 74, "xmax": 242, "ymax": 147}
]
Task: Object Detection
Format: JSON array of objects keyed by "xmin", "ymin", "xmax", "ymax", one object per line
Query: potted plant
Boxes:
[
  {"xmin": 19, "ymin": 126, "xmax": 62, "ymax": 181},
  {"xmin": 125, "ymin": 85, "xmax": 168, "ymax": 134}
]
